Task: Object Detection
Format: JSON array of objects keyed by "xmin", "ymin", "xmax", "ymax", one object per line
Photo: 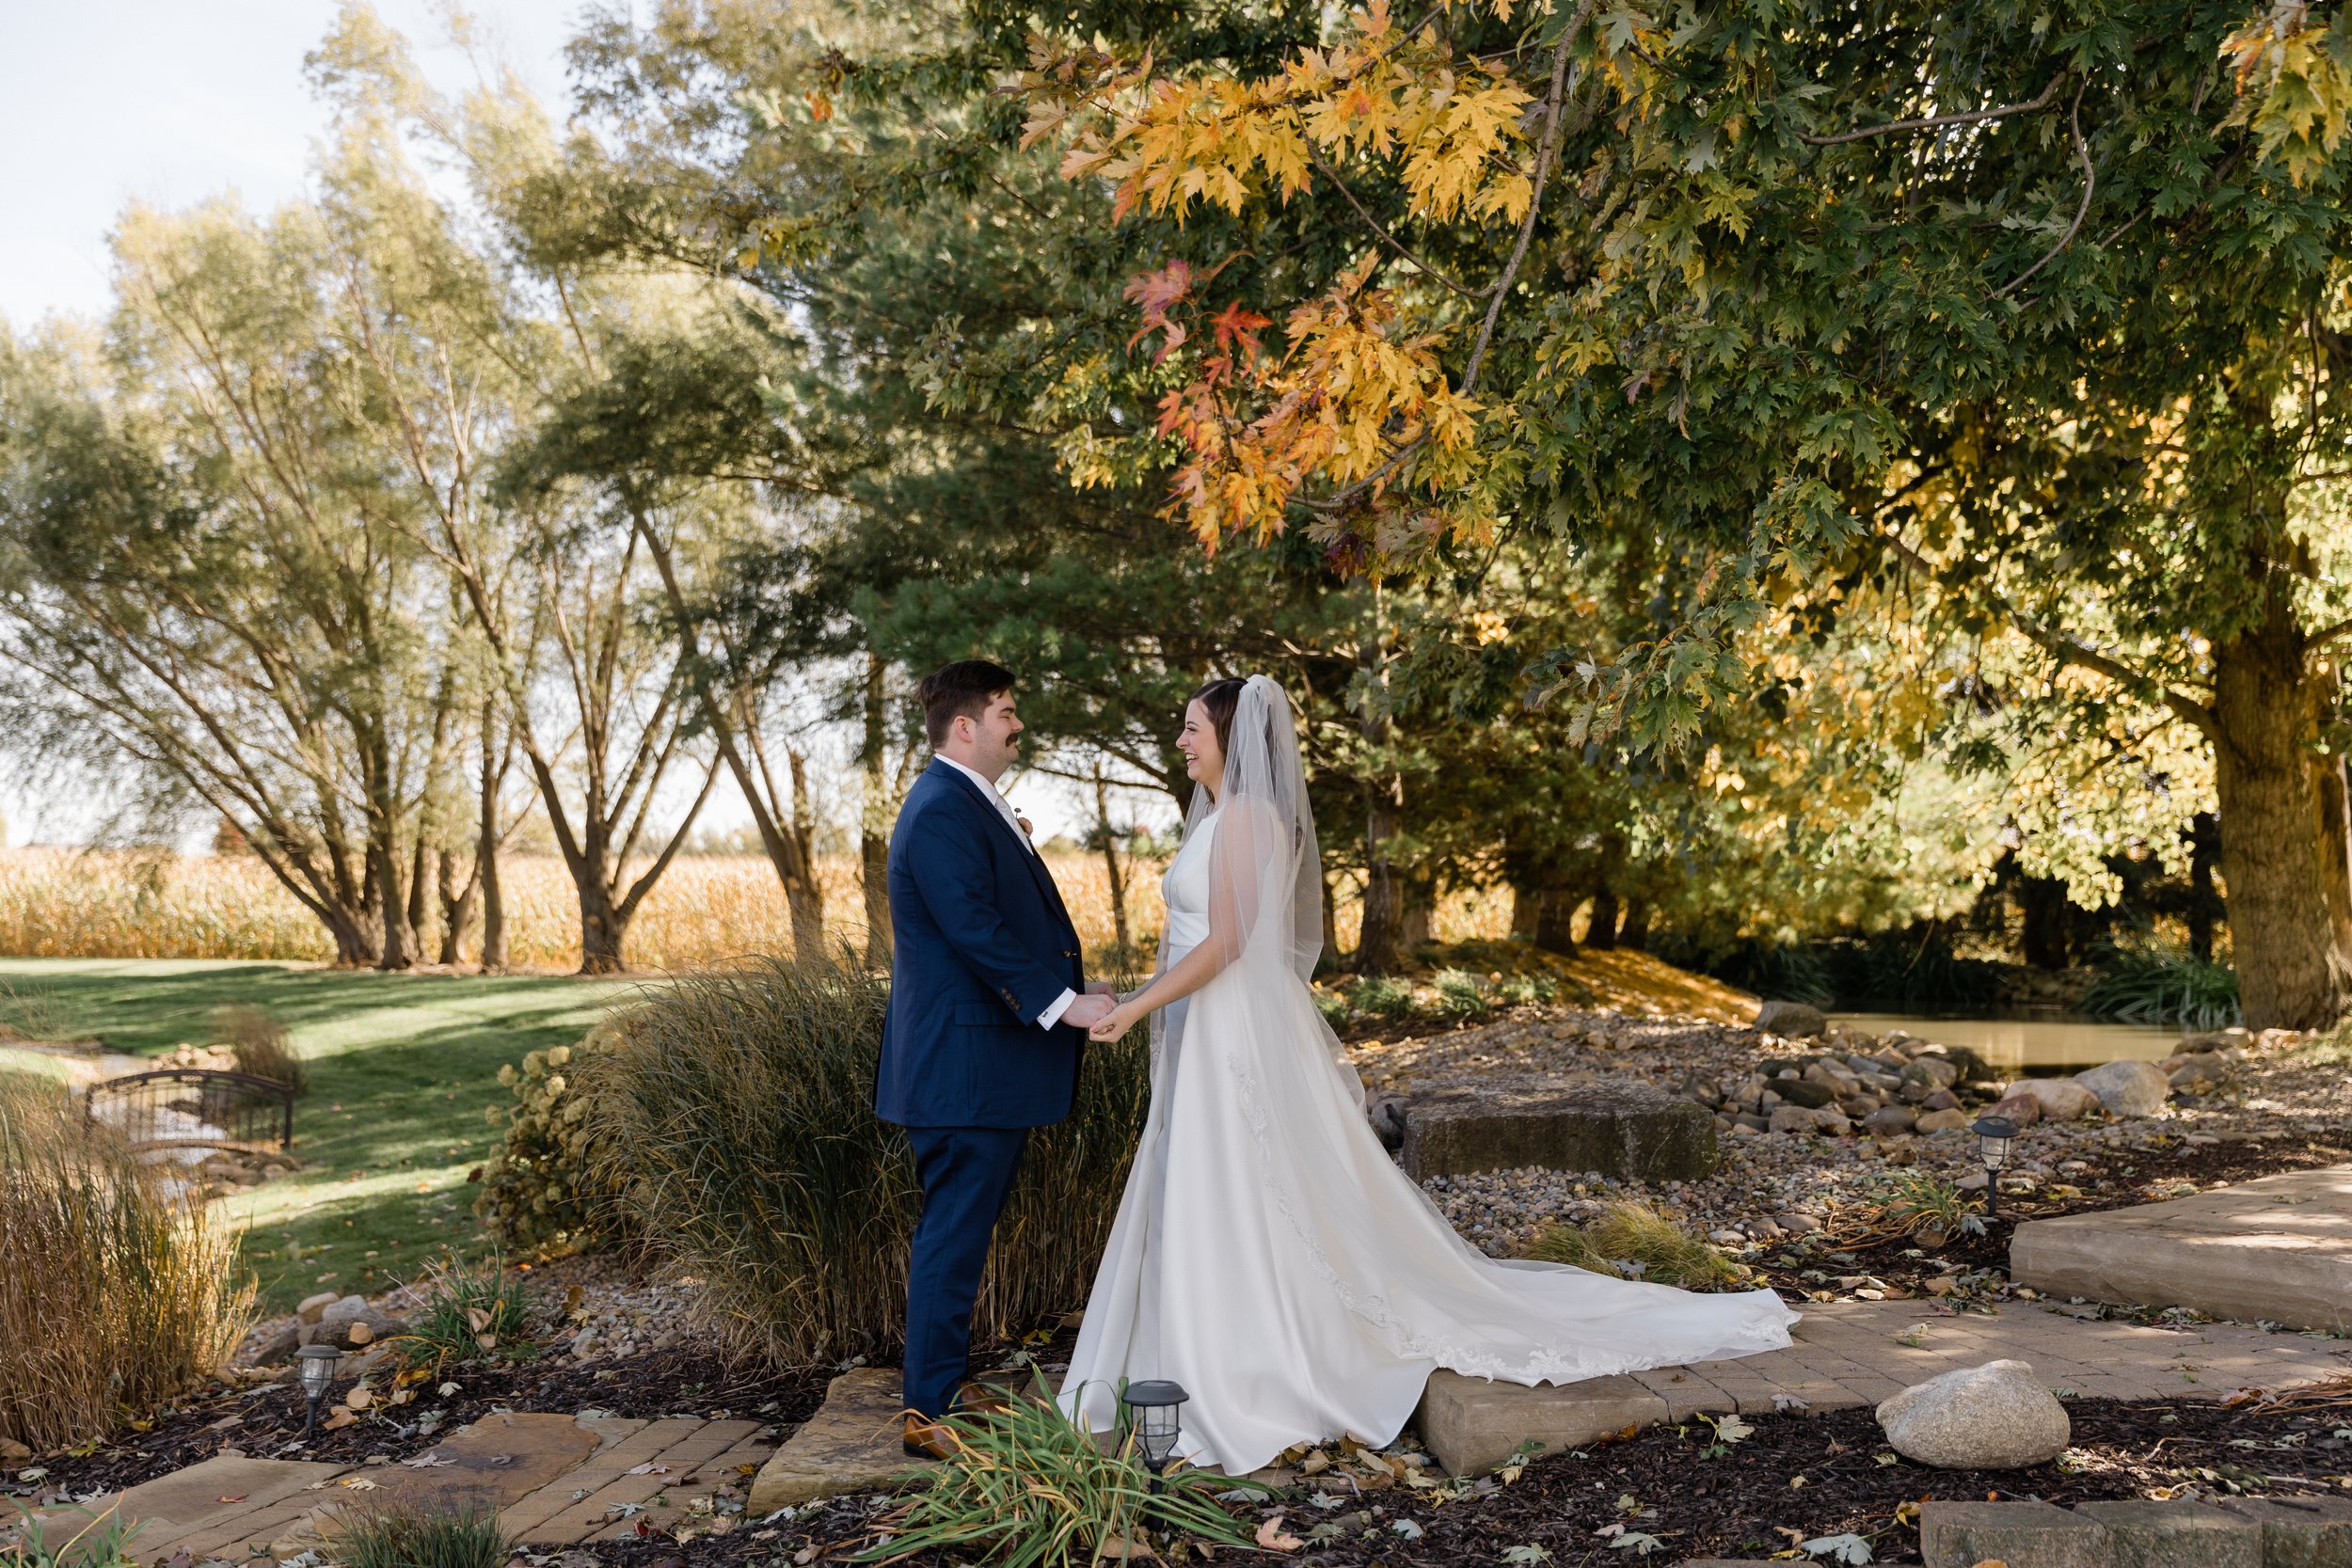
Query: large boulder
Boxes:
[
  {"xmin": 1402, "ymin": 1079, "xmax": 1720, "ymax": 1182},
  {"xmin": 1915, "ymin": 1107, "xmax": 1972, "ymax": 1133},
  {"xmin": 1984, "ymin": 1092, "xmax": 2042, "ymax": 1128},
  {"xmin": 1771, "ymin": 1076, "xmax": 1836, "ymax": 1110},
  {"xmin": 2167, "ymin": 1052, "xmax": 2233, "ymax": 1091},
  {"xmin": 2005, "ymin": 1077, "xmax": 2100, "ymax": 1121},
  {"xmin": 2074, "ymin": 1059, "xmax": 2169, "ymax": 1118},
  {"xmin": 1754, "ymin": 1000, "xmax": 1828, "ymax": 1038},
  {"xmin": 1769, "ymin": 1103, "xmax": 1824, "ymax": 1135},
  {"xmin": 299, "ymin": 1298, "xmax": 409, "ymax": 1353},
  {"xmin": 1876, "ymin": 1360, "xmax": 2071, "ymax": 1468},
  {"xmin": 1863, "ymin": 1105, "xmax": 1917, "ymax": 1136}
]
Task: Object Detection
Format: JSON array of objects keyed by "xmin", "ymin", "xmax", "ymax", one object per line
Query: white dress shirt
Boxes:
[{"xmin": 938, "ymin": 754, "xmax": 1076, "ymax": 1029}]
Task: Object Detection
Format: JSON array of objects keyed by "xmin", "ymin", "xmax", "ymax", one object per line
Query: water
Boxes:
[{"xmin": 1830, "ymin": 1009, "xmax": 2185, "ymax": 1078}]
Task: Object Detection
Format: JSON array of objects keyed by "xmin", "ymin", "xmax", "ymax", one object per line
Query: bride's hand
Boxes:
[{"xmin": 1089, "ymin": 1001, "xmax": 1143, "ymax": 1041}]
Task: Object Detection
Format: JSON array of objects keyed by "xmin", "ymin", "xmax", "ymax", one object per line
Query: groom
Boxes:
[{"xmin": 876, "ymin": 659, "xmax": 1116, "ymax": 1458}]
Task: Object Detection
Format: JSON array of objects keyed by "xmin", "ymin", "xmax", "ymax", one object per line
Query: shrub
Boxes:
[
  {"xmin": 875, "ymin": 1377, "xmax": 1255, "ymax": 1568},
  {"xmin": 1491, "ymin": 973, "xmax": 1559, "ymax": 1007},
  {"xmin": 2079, "ymin": 939, "xmax": 2241, "ymax": 1030},
  {"xmin": 1312, "ymin": 990, "xmax": 1351, "ymax": 1028},
  {"xmin": 333, "ymin": 1498, "xmax": 512, "ymax": 1568},
  {"xmin": 1431, "ymin": 969, "xmax": 1490, "ymax": 1020},
  {"xmin": 1352, "ymin": 976, "xmax": 1417, "ymax": 1020},
  {"xmin": 0, "ymin": 1074, "xmax": 252, "ymax": 1449},
  {"xmin": 389, "ymin": 1250, "xmax": 534, "ymax": 1375},
  {"xmin": 473, "ymin": 1024, "xmax": 630, "ymax": 1255},
  {"xmin": 210, "ymin": 1005, "xmax": 305, "ymax": 1094},
  {"xmin": 1522, "ymin": 1200, "xmax": 1744, "ymax": 1291},
  {"xmin": 583, "ymin": 955, "xmax": 1152, "ymax": 1364},
  {"xmin": 2, "ymin": 1506, "xmax": 141, "ymax": 1568},
  {"xmin": 1866, "ymin": 1172, "xmax": 1985, "ymax": 1247}
]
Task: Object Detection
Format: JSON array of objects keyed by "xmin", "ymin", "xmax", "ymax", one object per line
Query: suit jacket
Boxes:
[{"xmin": 875, "ymin": 758, "xmax": 1088, "ymax": 1129}]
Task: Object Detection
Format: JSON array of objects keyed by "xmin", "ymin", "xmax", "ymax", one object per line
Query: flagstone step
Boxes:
[
  {"xmin": 746, "ymin": 1367, "xmax": 932, "ymax": 1514},
  {"xmin": 2010, "ymin": 1164, "xmax": 2352, "ymax": 1332}
]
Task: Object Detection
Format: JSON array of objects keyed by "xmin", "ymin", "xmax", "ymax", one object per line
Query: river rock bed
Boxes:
[{"xmin": 1356, "ymin": 1008, "xmax": 2352, "ymax": 1305}]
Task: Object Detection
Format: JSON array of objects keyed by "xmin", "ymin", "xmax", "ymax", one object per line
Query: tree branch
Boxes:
[
  {"xmin": 1799, "ymin": 75, "xmax": 2064, "ymax": 146},
  {"xmin": 1993, "ymin": 84, "xmax": 2093, "ymax": 301},
  {"xmin": 1305, "ymin": 149, "xmax": 1481, "ymax": 299}
]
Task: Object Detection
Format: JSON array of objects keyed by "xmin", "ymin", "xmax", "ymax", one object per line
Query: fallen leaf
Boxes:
[
  {"xmin": 400, "ymin": 1454, "xmax": 456, "ymax": 1469},
  {"xmin": 215, "ymin": 1496, "xmax": 246, "ymax": 1505},
  {"xmin": 1254, "ymin": 1515, "xmax": 1303, "ymax": 1552},
  {"xmin": 322, "ymin": 1408, "xmax": 358, "ymax": 1432},
  {"xmin": 337, "ymin": 1477, "xmax": 378, "ymax": 1490},
  {"xmin": 467, "ymin": 1307, "xmax": 493, "ymax": 1334},
  {"xmin": 344, "ymin": 1387, "xmax": 373, "ymax": 1411},
  {"xmin": 628, "ymin": 1465, "xmax": 671, "ymax": 1477},
  {"xmin": 346, "ymin": 1323, "xmax": 374, "ymax": 1346}
]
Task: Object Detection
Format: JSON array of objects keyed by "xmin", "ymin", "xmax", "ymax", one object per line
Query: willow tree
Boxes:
[{"xmin": 1017, "ymin": 0, "xmax": 2352, "ymax": 1025}]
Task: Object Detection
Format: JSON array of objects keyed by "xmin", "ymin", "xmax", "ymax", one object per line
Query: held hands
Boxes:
[
  {"xmin": 1061, "ymin": 991, "xmax": 1118, "ymax": 1031},
  {"xmin": 1089, "ymin": 999, "xmax": 1145, "ymax": 1041}
]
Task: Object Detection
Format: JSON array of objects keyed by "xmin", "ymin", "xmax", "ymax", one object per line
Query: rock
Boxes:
[
  {"xmin": 1768, "ymin": 1104, "xmax": 1823, "ymax": 1135},
  {"xmin": 1984, "ymin": 1091, "xmax": 2043, "ymax": 1128},
  {"xmin": 1813, "ymin": 1108, "xmax": 1853, "ymax": 1138},
  {"xmin": 2074, "ymin": 1059, "xmax": 2170, "ymax": 1117},
  {"xmin": 1401, "ymin": 1079, "xmax": 1720, "ymax": 1182},
  {"xmin": 299, "ymin": 1306, "xmax": 408, "ymax": 1354},
  {"xmin": 1365, "ymin": 1091, "xmax": 1409, "ymax": 1150},
  {"xmin": 296, "ymin": 1291, "xmax": 342, "ymax": 1326},
  {"xmin": 1753, "ymin": 1000, "xmax": 1828, "ymax": 1038},
  {"xmin": 1930, "ymin": 1043, "xmax": 1999, "ymax": 1085},
  {"xmin": 1920, "ymin": 1087, "xmax": 1960, "ymax": 1111},
  {"xmin": 751, "ymin": 1368, "xmax": 938, "ymax": 1510},
  {"xmin": 1839, "ymin": 1096, "xmax": 1883, "ymax": 1118},
  {"xmin": 1771, "ymin": 1077, "xmax": 1836, "ymax": 1110},
  {"xmin": 2179, "ymin": 1026, "xmax": 2253, "ymax": 1053},
  {"xmin": 1955, "ymin": 1170, "xmax": 1989, "ymax": 1191},
  {"xmin": 1899, "ymin": 1056, "xmax": 1962, "ymax": 1093},
  {"xmin": 2006, "ymin": 1077, "xmax": 2099, "ymax": 1120},
  {"xmin": 1773, "ymin": 1212, "xmax": 1821, "ymax": 1234},
  {"xmin": 1863, "ymin": 1105, "xmax": 1917, "ymax": 1135},
  {"xmin": 252, "ymin": 1321, "xmax": 302, "ymax": 1366},
  {"xmin": 2168, "ymin": 1052, "xmax": 2233, "ymax": 1090},
  {"xmin": 1747, "ymin": 1216, "xmax": 1784, "ymax": 1240},
  {"xmin": 570, "ymin": 1327, "xmax": 597, "ymax": 1359},
  {"xmin": 1915, "ymin": 1107, "xmax": 1972, "ymax": 1133},
  {"xmin": 1876, "ymin": 1359, "xmax": 2070, "ymax": 1468},
  {"xmin": 1733, "ymin": 1113, "xmax": 1770, "ymax": 1132},
  {"xmin": 0, "ymin": 1437, "xmax": 28, "ymax": 1462}
]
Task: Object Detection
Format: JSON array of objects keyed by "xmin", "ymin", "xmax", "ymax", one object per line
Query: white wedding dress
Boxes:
[{"xmin": 1059, "ymin": 676, "xmax": 1798, "ymax": 1475}]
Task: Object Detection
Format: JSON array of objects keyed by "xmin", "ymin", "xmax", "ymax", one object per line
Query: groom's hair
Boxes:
[{"xmin": 917, "ymin": 659, "xmax": 1019, "ymax": 747}]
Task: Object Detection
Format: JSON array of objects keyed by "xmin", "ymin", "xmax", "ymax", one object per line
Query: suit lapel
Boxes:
[{"xmin": 930, "ymin": 762, "xmax": 1078, "ymax": 936}]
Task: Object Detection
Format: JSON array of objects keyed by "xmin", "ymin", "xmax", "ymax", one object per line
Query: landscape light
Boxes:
[
  {"xmin": 1973, "ymin": 1115, "xmax": 2018, "ymax": 1218},
  {"xmin": 295, "ymin": 1344, "xmax": 342, "ymax": 1440},
  {"xmin": 1120, "ymin": 1381, "xmax": 1191, "ymax": 1487}
]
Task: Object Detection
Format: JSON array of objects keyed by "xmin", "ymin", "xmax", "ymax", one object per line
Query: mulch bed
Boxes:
[
  {"xmin": 573, "ymin": 1393, "xmax": 2352, "ymax": 1568},
  {"xmin": 16, "ymin": 1348, "xmax": 834, "ymax": 1500}
]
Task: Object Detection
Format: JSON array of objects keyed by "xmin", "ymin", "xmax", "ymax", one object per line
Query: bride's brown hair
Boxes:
[{"xmin": 1191, "ymin": 676, "xmax": 1248, "ymax": 754}]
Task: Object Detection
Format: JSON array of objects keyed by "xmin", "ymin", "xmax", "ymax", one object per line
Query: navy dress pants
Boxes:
[{"xmin": 902, "ymin": 1125, "xmax": 1030, "ymax": 1419}]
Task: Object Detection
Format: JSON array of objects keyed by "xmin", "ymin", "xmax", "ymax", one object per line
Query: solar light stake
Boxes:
[
  {"xmin": 1973, "ymin": 1115, "xmax": 2018, "ymax": 1220},
  {"xmin": 295, "ymin": 1344, "xmax": 342, "ymax": 1441},
  {"xmin": 1120, "ymin": 1381, "xmax": 1190, "ymax": 1494}
]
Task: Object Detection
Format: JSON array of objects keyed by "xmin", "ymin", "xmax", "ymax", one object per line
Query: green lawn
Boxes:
[{"xmin": 0, "ymin": 958, "xmax": 631, "ymax": 1312}]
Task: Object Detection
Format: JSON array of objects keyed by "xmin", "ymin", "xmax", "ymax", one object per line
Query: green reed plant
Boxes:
[
  {"xmin": 1431, "ymin": 969, "xmax": 1491, "ymax": 1020},
  {"xmin": 1523, "ymin": 1200, "xmax": 1745, "ymax": 1291},
  {"xmin": 870, "ymin": 1377, "xmax": 1255, "ymax": 1568},
  {"xmin": 2079, "ymin": 938, "xmax": 2241, "ymax": 1030},
  {"xmin": 389, "ymin": 1250, "xmax": 534, "ymax": 1374},
  {"xmin": 584, "ymin": 955, "xmax": 1152, "ymax": 1363},
  {"xmin": 1, "ymin": 1505, "xmax": 142, "ymax": 1568},
  {"xmin": 0, "ymin": 1074, "xmax": 251, "ymax": 1449},
  {"xmin": 332, "ymin": 1497, "xmax": 512, "ymax": 1568},
  {"xmin": 1351, "ymin": 975, "xmax": 1417, "ymax": 1021},
  {"xmin": 1867, "ymin": 1171, "xmax": 1986, "ymax": 1247}
]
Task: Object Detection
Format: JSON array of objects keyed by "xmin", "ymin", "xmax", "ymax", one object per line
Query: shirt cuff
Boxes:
[{"xmin": 1037, "ymin": 988, "xmax": 1077, "ymax": 1029}]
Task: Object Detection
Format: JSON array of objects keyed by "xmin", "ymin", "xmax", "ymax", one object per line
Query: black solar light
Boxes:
[
  {"xmin": 1973, "ymin": 1115, "xmax": 2018, "ymax": 1218},
  {"xmin": 1120, "ymin": 1381, "xmax": 1190, "ymax": 1488},
  {"xmin": 295, "ymin": 1343, "xmax": 342, "ymax": 1440}
]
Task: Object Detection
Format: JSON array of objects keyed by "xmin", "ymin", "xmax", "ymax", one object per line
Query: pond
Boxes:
[{"xmin": 1830, "ymin": 1008, "xmax": 2188, "ymax": 1078}]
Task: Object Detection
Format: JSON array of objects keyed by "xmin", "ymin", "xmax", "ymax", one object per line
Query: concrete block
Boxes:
[
  {"xmin": 1412, "ymin": 1370, "xmax": 1667, "ymax": 1476},
  {"xmin": 1403, "ymin": 1079, "xmax": 1719, "ymax": 1181},
  {"xmin": 2215, "ymin": 1493, "xmax": 2352, "ymax": 1568},
  {"xmin": 2010, "ymin": 1167, "xmax": 2352, "ymax": 1331},
  {"xmin": 2073, "ymin": 1498, "xmax": 2261, "ymax": 1568},
  {"xmin": 1919, "ymin": 1499, "xmax": 2112, "ymax": 1568}
]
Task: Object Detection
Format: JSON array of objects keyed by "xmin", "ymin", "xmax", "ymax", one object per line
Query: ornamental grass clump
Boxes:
[
  {"xmin": 0, "ymin": 1073, "xmax": 251, "ymax": 1449},
  {"xmin": 210, "ymin": 1004, "xmax": 305, "ymax": 1094},
  {"xmin": 1523, "ymin": 1199, "xmax": 1744, "ymax": 1291},
  {"xmin": 389, "ymin": 1250, "xmax": 534, "ymax": 1375},
  {"xmin": 869, "ymin": 1379, "xmax": 1255, "ymax": 1568},
  {"xmin": 1, "ymin": 1505, "xmax": 142, "ymax": 1568},
  {"xmin": 331, "ymin": 1497, "xmax": 511, "ymax": 1568},
  {"xmin": 584, "ymin": 954, "xmax": 1151, "ymax": 1364}
]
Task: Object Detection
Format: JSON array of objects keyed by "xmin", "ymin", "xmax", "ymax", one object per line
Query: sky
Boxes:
[{"xmin": 0, "ymin": 0, "xmax": 1148, "ymax": 847}]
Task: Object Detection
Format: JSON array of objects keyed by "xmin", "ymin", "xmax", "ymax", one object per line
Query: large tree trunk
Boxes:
[
  {"xmin": 436, "ymin": 845, "xmax": 478, "ymax": 966},
  {"xmin": 1534, "ymin": 883, "xmax": 1580, "ymax": 956},
  {"xmin": 1359, "ymin": 794, "xmax": 1405, "ymax": 974},
  {"xmin": 1092, "ymin": 765, "xmax": 1132, "ymax": 958},
  {"xmin": 1617, "ymin": 897, "xmax": 1651, "ymax": 952},
  {"xmin": 369, "ymin": 834, "xmax": 414, "ymax": 972},
  {"xmin": 2209, "ymin": 597, "xmax": 2352, "ymax": 1028},
  {"xmin": 573, "ymin": 850, "xmax": 628, "ymax": 975},
  {"xmin": 2186, "ymin": 811, "xmax": 2222, "ymax": 963},
  {"xmin": 1509, "ymin": 881, "xmax": 1543, "ymax": 940},
  {"xmin": 477, "ymin": 704, "xmax": 509, "ymax": 973},
  {"xmin": 1398, "ymin": 868, "xmax": 1436, "ymax": 951},
  {"xmin": 2313, "ymin": 752, "xmax": 2352, "ymax": 967},
  {"xmin": 2017, "ymin": 871, "xmax": 2073, "ymax": 970},
  {"xmin": 860, "ymin": 652, "xmax": 894, "ymax": 968},
  {"xmin": 1583, "ymin": 887, "xmax": 1620, "ymax": 951}
]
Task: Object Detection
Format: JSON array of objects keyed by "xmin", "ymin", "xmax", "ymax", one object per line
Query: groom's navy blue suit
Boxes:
[{"xmin": 878, "ymin": 758, "xmax": 1087, "ymax": 1419}]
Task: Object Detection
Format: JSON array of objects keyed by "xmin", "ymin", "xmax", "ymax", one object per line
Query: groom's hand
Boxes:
[
  {"xmin": 1086, "ymin": 980, "xmax": 1116, "ymax": 995},
  {"xmin": 1062, "ymin": 991, "xmax": 1117, "ymax": 1030}
]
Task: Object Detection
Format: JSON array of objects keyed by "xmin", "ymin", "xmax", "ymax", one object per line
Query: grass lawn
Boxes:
[{"xmin": 0, "ymin": 958, "xmax": 632, "ymax": 1312}]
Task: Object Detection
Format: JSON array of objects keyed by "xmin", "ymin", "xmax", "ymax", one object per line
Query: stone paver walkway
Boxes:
[
  {"xmin": 2013, "ymin": 1165, "xmax": 2352, "ymax": 1333},
  {"xmin": 1417, "ymin": 1298, "xmax": 2352, "ymax": 1473},
  {"xmin": 19, "ymin": 1411, "xmax": 775, "ymax": 1565}
]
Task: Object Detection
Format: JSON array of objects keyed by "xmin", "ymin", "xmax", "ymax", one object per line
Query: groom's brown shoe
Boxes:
[
  {"xmin": 902, "ymin": 1414, "xmax": 958, "ymax": 1461},
  {"xmin": 953, "ymin": 1379, "xmax": 1014, "ymax": 1416}
]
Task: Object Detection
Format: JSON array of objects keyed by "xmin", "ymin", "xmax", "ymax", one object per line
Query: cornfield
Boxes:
[{"xmin": 0, "ymin": 847, "xmax": 1515, "ymax": 972}]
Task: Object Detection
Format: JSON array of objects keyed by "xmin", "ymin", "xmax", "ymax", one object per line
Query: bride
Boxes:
[{"xmin": 1058, "ymin": 674, "xmax": 1798, "ymax": 1474}]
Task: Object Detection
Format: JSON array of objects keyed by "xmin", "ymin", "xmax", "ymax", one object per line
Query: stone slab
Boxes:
[
  {"xmin": 1919, "ymin": 1499, "xmax": 2112, "ymax": 1568},
  {"xmin": 747, "ymin": 1369, "xmax": 932, "ymax": 1514},
  {"xmin": 1401, "ymin": 1079, "xmax": 1719, "ymax": 1182},
  {"xmin": 2011, "ymin": 1165, "xmax": 2352, "ymax": 1331},
  {"xmin": 365, "ymin": 1411, "xmax": 603, "ymax": 1513},
  {"xmin": 2216, "ymin": 1493, "xmax": 2352, "ymax": 1568},
  {"xmin": 1414, "ymin": 1371, "xmax": 1671, "ymax": 1476},
  {"xmin": 50, "ymin": 1455, "xmax": 349, "ymax": 1564},
  {"xmin": 584, "ymin": 1421, "xmax": 766, "ymax": 1542},
  {"xmin": 506, "ymin": 1418, "xmax": 717, "ymax": 1544},
  {"xmin": 2073, "ymin": 1498, "xmax": 2261, "ymax": 1568}
]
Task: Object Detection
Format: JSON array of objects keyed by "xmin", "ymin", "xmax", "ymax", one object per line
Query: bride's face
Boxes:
[{"xmin": 1176, "ymin": 699, "xmax": 1224, "ymax": 789}]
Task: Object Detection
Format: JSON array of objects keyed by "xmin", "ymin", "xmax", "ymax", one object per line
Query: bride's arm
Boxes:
[{"xmin": 1089, "ymin": 798, "xmax": 1279, "ymax": 1039}]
